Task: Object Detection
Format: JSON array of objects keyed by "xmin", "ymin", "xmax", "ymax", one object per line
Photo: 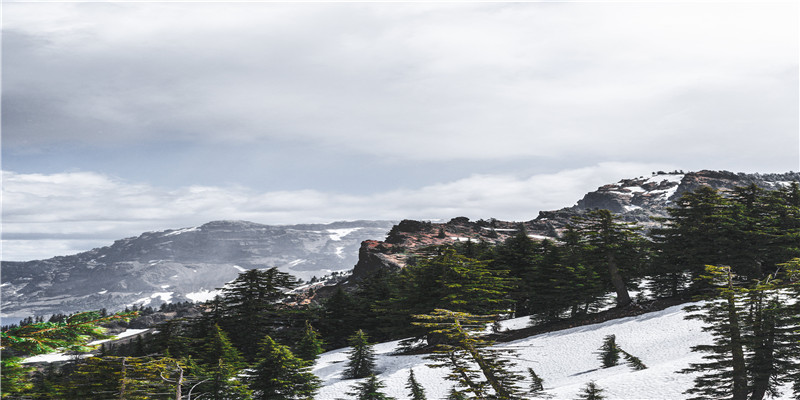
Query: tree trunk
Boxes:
[
  {"xmin": 726, "ymin": 293, "xmax": 748, "ymax": 400},
  {"xmin": 606, "ymin": 253, "xmax": 631, "ymax": 307}
]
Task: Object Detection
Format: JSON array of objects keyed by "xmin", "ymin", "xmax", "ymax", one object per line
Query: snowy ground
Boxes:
[{"xmin": 313, "ymin": 303, "xmax": 796, "ymax": 400}]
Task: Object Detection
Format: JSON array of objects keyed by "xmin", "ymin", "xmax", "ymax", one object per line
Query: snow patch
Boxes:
[
  {"xmin": 162, "ymin": 226, "xmax": 200, "ymax": 237},
  {"xmin": 232, "ymin": 265, "xmax": 247, "ymax": 272},
  {"xmin": 313, "ymin": 302, "xmax": 792, "ymax": 400},
  {"xmin": 186, "ymin": 289, "xmax": 222, "ymax": 303},
  {"xmin": 645, "ymin": 174, "xmax": 684, "ymax": 185},
  {"xmin": 97, "ymin": 290, "xmax": 108, "ymax": 295},
  {"xmin": 327, "ymin": 228, "xmax": 361, "ymax": 241}
]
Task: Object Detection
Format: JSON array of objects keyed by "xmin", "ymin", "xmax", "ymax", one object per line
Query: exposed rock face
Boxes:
[
  {"xmin": 1, "ymin": 220, "xmax": 395, "ymax": 319},
  {"xmin": 349, "ymin": 170, "xmax": 800, "ymax": 284}
]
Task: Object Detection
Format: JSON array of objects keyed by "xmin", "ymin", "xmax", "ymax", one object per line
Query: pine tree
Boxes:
[
  {"xmin": 597, "ymin": 335, "xmax": 620, "ymax": 368},
  {"xmin": 343, "ymin": 330, "xmax": 377, "ymax": 379},
  {"xmin": 345, "ymin": 374, "xmax": 396, "ymax": 400},
  {"xmin": 294, "ymin": 320, "xmax": 325, "ymax": 361},
  {"xmin": 680, "ymin": 265, "xmax": 750, "ymax": 400},
  {"xmin": 571, "ymin": 209, "xmax": 646, "ymax": 307},
  {"xmin": 248, "ymin": 335, "xmax": 320, "ymax": 400},
  {"xmin": 576, "ymin": 381, "xmax": 605, "ymax": 400},
  {"xmin": 413, "ymin": 309, "xmax": 525, "ymax": 399},
  {"xmin": 195, "ymin": 324, "xmax": 251, "ymax": 400},
  {"xmin": 621, "ymin": 350, "xmax": 647, "ymax": 371},
  {"xmin": 405, "ymin": 369, "xmax": 427, "ymax": 400},
  {"xmin": 219, "ymin": 268, "xmax": 301, "ymax": 358},
  {"xmin": 527, "ymin": 367, "xmax": 548, "ymax": 397},
  {"xmin": 446, "ymin": 388, "xmax": 469, "ymax": 400}
]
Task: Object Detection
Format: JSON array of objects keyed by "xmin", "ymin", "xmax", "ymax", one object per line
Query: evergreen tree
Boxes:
[
  {"xmin": 413, "ymin": 309, "xmax": 525, "ymax": 399},
  {"xmin": 248, "ymin": 335, "xmax": 320, "ymax": 400},
  {"xmin": 446, "ymin": 388, "xmax": 469, "ymax": 400},
  {"xmin": 571, "ymin": 210, "xmax": 646, "ymax": 307},
  {"xmin": 621, "ymin": 350, "xmax": 647, "ymax": 371},
  {"xmin": 294, "ymin": 320, "xmax": 325, "ymax": 361},
  {"xmin": 405, "ymin": 369, "xmax": 427, "ymax": 400},
  {"xmin": 345, "ymin": 374, "xmax": 396, "ymax": 400},
  {"xmin": 527, "ymin": 367, "xmax": 548, "ymax": 397},
  {"xmin": 576, "ymin": 381, "xmax": 605, "ymax": 400},
  {"xmin": 343, "ymin": 330, "xmax": 377, "ymax": 379},
  {"xmin": 318, "ymin": 287, "xmax": 364, "ymax": 349},
  {"xmin": 219, "ymin": 268, "xmax": 301, "ymax": 358},
  {"xmin": 195, "ymin": 324, "xmax": 251, "ymax": 400},
  {"xmin": 379, "ymin": 249, "xmax": 514, "ymax": 339},
  {"xmin": 597, "ymin": 335, "xmax": 620, "ymax": 368},
  {"xmin": 680, "ymin": 265, "xmax": 748, "ymax": 400}
]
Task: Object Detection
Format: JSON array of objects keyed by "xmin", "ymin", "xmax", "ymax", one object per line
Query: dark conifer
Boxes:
[
  {"xmin": 248, "ymin": 335, "xmax": 320, "ymax": 400},
  {"xmin": 343, "ymin": 330, "xmax": 377, "ymax": 379},
  {"xmin": 576, "ymin": 381, "xmax": 605, "ymax": 400},
  {"xmin": 405, "ymin": 369, "xmax": 427, "ymax": 400},
  {"xmin": 597, "ymin": 335, "xmax": 620, "ymax": 368},
  {"xmin": 346, "ymin": 374, "xmax": 396, "ymax": 400},
  {"xmin": 295, "ymin": 320, "xmax": 325, "ymax": 361}
]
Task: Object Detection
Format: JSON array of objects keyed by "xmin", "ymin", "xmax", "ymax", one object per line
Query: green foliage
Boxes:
[
  {"xmin": 571, "ymin": 209, "xmax": 646, "ymax": 307},
  {"xmin": 248, "ymin": 335, "xmax": 320, "ymax": 400},
  {"xmin": 597, "ymin": 335, "xmax": 620, "ymax": 368},
  {"xmin": 0, "ymin": 310, "xmax": 136, "ymax": 396},
  {"xmin": 195, "ymin": 324, "xmax": 251, "ymax": 400},
  {"xmin": 621, "ymin": 350, "xmax": 647, "ymax": 371},
  {"xmin": 379, "ymin": 249, "xmax": 515, "ymax": 338},
  {"xmin": 346, "ymin": 374, "xmax": 396, "ymax": 400},
  {"xmin": 218, "ymin": 267, "xmax": 301, "ymax": 358},
  {"xmin": 413, "ymin": 309, "xmax": 525, "ymax": 399},
  {"xmin": 1, "ymin": 310, "xmax": 136, "ymax": 356},
  {"xmin": 294, "ymin": 320, "xmax": 325, "ymax": 361},
  {"xmin": 405, "ymin": 369, "xmax": 428, "ymax": 400},
  {"xmin": 56, "ymin": 356, "xmax": 184, "ymax": 400},
  {"xmin": 343, "ymin": 330, "xmax": 377, "ymax": 379},
  {"xmin": 681, "ymin": 264, "xmax": 800, "ymax": 400},
  {"xmin": 576, "ymin": 381, "xmax": 605, "ymax": 400},
  {"xmin": 528, "ymin": 367, "xmax": 547, "ymax": 397}
]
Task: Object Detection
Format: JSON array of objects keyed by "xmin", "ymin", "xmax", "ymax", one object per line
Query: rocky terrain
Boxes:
[
  {"xmin": 1, "ymin": 220, "xmax": 395, "ymax": 319},
  {"xmin": 4, "ymin": 170, "xmax": 798, "ymax": 320},
  {"xmin": 348, "ymin": 170, "xmax": 800, "ymax": 281}
]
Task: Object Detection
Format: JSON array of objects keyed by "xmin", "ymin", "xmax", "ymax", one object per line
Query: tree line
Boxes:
[{"xmin": 2, "ymin": 183, "xmax": 798, "ymax": 399}]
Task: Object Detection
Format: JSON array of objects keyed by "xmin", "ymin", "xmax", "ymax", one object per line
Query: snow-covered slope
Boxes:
[{"xmin": 313, "ymin": 303, "xmax": 796, "ymax": 400}]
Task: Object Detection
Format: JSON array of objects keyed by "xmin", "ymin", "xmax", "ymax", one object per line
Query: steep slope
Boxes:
[
  {"xmin": 1, "ymin": 220, "xmax": 395, "ymax": 319},
  {"xmin": 313, "ymin": 302, "xmax": 796, "ymax": 400},
  {"xmin": 348, "ymin": 170, "xmax": 800, "ymax": 281}
]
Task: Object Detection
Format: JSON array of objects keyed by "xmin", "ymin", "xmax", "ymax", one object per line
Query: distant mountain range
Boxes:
[
  {"xmin": 1, "ymin": 220, "xmax": 395, "ymax": 320},
  {"xmin": 2, "ymin": 170, "xmax": 798, "ymax": 320}
]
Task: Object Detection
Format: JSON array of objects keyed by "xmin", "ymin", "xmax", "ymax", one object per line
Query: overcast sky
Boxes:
[{"xmin": 2, "ymin": 1, "xmax": 798, "ymax": 261}]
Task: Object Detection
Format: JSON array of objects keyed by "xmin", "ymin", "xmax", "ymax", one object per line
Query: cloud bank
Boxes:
[{"xmin": 2, "ymin": 162, "xmax": 669, "ymax": 261}]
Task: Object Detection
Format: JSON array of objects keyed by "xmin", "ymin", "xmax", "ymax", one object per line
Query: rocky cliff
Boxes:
[{"xmin": 348, "ymin": 170, "xmax": 800, "ymax": 282}]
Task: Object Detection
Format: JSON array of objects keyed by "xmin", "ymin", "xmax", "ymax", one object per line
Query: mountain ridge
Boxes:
[{"xmin": 3, "ymin": 170, "xmax": 798, "ymax": 320}]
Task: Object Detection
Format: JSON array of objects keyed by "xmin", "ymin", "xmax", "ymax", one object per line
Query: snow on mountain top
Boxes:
[
  {"xmin": 327, "ymin": 228, "xmax": 362, "ymax": 241},
  {"xmin": 162, "ymin": 226, "xmax": 200, "ymax": 237},
  {"xmin": 645, "ymin": 174, "xmax": 684, "ymax": 185},
  {"xmin": 313, "ymin": 302, "xmax": 795, "ymax": 400}
]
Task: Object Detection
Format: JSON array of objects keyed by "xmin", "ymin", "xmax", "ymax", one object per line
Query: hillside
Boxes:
[
  {"xmin": 3, "ymin": 170, "xmax": 797, "ymax": 320},
  {"xmin": 312, "ymin": 302, "xmax": 796, "ymax": 400},
  {"xmin": 1, "ymin": 220, "xmax": 395, "ymax": 319}
]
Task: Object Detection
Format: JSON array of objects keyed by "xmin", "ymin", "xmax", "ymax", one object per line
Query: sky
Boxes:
[{"xmin": 2, "ymin": 1, "xmax": 799, "ymax": 262}]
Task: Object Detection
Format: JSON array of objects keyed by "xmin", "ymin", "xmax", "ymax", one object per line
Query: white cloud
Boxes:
[
  {"xmin": 3, "ymin": 2, "xmax": 797, "ymax": 164},
  {"xmin": 1, "ymin": 162, "xmax": 670, "ymax": 261}
]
